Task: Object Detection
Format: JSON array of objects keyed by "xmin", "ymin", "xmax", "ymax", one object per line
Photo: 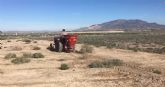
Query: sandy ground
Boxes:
[{"xmin": 0, "ymin": 39, "xmax": 165, "ymax": 87}]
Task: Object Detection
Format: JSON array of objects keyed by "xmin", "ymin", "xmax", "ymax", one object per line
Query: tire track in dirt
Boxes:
[
  {"xmin": 0, "ymin": 78, "xmax": 132, "ymax": 86},
  {"xmin": 112, "ymin": 62, "xmax": 165, "ymax": 87}
]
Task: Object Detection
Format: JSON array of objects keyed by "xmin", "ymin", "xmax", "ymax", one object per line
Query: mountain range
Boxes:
[{"xmin": 76, "ymin": 19, "xmax": 165, "ymax": 31}]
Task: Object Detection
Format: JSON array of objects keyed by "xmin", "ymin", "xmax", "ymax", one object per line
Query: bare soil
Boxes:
[{"xmin": 0, "ymin": 39, "xmax": 165, "ymax": 87}]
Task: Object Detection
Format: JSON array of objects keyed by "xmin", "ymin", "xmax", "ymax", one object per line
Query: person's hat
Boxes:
[{"xmin": 62, "ymin": 29, "xmax": 65, "ymax": 31}]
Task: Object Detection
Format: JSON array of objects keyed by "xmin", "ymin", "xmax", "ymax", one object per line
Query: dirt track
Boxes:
[{"xmin": 0, "ymin": 40, "xmax": 165, "ymax": 87}]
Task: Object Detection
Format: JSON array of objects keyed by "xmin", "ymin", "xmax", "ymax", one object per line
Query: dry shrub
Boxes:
[
  {"xmin": 21, "ymin": 52, "xmax": 44, "ymax": 58},
  {"xmin": 4, "ymin": 53, "xmax": 17, "ymax": 59},
  {"xmin": 22, "ymin": 52, "xmax": 33, "ymax": 58},
  {"xmin": 88, "ymin": 59, "xmax": 123, "ymax": 68},
  {"xmin": 59, "ymin": 64, "xmax": 69, "ymax": 70},
  {"xmin": 11, "ymin": 58, "xmax": 30, "ymax": 64},
  {"xmin": 80, "ymin": 44, "xmax": 93, "ymax": 54},
  {"xmin": 22, "ymin": 39, "xmax": 31, "ymax": 44},
  {"xmin": 57, "ymin": 59, "xmax": 66, "ymax": 61},
  {"xmin": 33, "ymin": 41, "xmax": 37, "ymax": 43},
  {"xmin": 32, "ymin": 53, "xmax": 44, "ymax": 58},
  {"xmin": 32, "ymin": 46, "xmax": 41, "ymax": 50},
  {"xmin": 9, "ymin": 52, "xmax": 44, "ymax": 64},
  {"xmin": 152, "ymin": 69, "xmax": 161, "ymax": 74},
  {"xmin": 7, "ymin": 40, "xmax": 11, "ymax": 42},
  {"xmin": 79, "ymin": 53, "xmax": 88, "ymax": 59}
]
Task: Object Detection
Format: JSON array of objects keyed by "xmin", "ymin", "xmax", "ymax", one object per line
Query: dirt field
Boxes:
[{"xmin": 0, "ymin": 39, "xmax": 165, "ymax": 87}]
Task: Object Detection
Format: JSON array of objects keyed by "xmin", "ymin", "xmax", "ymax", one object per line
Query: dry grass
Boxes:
[
  {"xmin": 79, "ymin": 53, "xmax": 88, "ymax": 59},
  {"xmin": 10, "ymin": 46, "xmax": 22, "ymax": 51},
  {"xmin": 32, "ymin": 46, "xmax": 41, "ymax": 50},
  {"xmin": 0, "ymin": 69, "xmax": 3, "ymax": 74},
  {"xmin": 79, "ymin": 44, "xmax": 93, "ymax": 53}
]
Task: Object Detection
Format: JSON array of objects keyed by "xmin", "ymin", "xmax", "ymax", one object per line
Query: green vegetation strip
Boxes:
[
  {"xmin": 88, "ymin": 59, "xmax": 123, "ymax": 68},
  {"xmin": 77, "ymin": 33, "xmax": 165, "ymax": 54},
  {"xmin": 4, "ymin": 52, "xmax": 45, "ymax": 64}
]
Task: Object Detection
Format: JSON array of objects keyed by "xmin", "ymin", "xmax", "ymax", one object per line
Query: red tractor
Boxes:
[{"xmin": 49, "ymin": 34, "xmax": 78, "ymax": 52}]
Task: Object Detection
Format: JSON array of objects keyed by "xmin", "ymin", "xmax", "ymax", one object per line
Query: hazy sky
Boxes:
[{"xmin": 0, "ymin": 0, "xmax": 165, "ymax": 31}]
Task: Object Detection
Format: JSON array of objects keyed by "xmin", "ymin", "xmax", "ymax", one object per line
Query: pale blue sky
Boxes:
[{"xmin": 0, "ymin": 0, "xmax": 165, "ymax": 31}]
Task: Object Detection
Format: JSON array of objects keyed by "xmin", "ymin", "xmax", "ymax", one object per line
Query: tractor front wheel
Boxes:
[{"xmin": 49, "ymin": 43, "xmax": 55, "ymax": 51}]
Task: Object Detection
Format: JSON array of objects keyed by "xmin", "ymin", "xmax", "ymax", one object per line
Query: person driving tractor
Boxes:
[
  {"xmin": 50, "ymin": 29, "xmax": 77, "ymax": 52},
  {"xmin": 60, "ymin": 29, "xmax": 68, "ymax": 51},
  {"xmin": 61, "ymin": 29, "xmax": 68, "ymax": 36}
]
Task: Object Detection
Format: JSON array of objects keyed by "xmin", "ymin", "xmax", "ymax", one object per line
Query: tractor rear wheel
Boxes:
[{"xmin": 55, "ymin": 42, "xmax": 63, "ymax": 52}]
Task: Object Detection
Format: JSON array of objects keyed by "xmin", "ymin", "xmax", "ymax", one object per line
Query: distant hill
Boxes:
[{"xmin": 76, "ymin": 19, "xmax": 165, "ymax": 31}]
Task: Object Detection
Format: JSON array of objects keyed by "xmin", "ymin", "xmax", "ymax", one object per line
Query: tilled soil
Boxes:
[{"xmin": 0, "ymin": 39, "xmax": 165, "ymax": 87}]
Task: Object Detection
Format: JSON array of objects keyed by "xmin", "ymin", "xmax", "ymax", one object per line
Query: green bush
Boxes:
[
  {"xmin": 77, "ymin": 33, "xmax": 165, "ymax": 54},
  {"xmin": 59, "ymin": 64, "xmax": 69, "ymax": 70},
  {"xmin": 4, "ymin": 53, "xmax": 17, "ymax": 59},
  {"xmin": 11, "ymin": 58, "xmax": 30, "ymax": 64},
  {"xmin": 88, "ymin": 59, "xmax": 123, "ymax": 68},
  {"xmin": 80, "ymin": 44, "xmax": 93, "ymax": 53},
  {"xmin": 32, "ymin": 53, "xmax": 44, "ymax": 58}
]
